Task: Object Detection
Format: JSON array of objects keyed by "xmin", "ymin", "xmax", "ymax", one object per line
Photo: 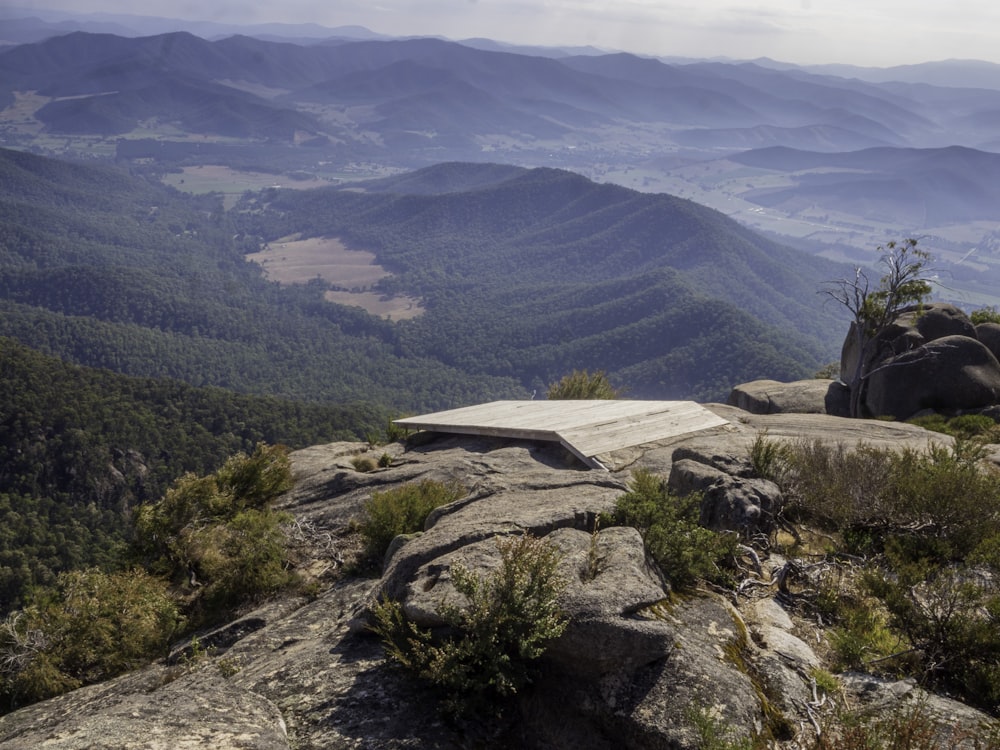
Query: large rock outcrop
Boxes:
[
  {"xmin": 840, "ymin": 302, "xmax": 1000, "ymax": 419},
  {"xmin": 0, "ymin": 407, "xmax": 989, "ymax": 749}
]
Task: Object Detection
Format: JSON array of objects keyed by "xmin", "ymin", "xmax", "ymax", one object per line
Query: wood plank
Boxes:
[
  {"xmin": 561, "ymin": 410, "xmax": 730, "ymax": 456},
  {"xmin": 394, "ymin": 400, "xmax": 730, "ymax": 469}
]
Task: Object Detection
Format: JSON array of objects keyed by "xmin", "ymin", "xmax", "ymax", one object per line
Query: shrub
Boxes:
[
  {"xmin": 778, "ymin": 440, "xmax": 1000, "ymax": 557},
  {"xmin": 749, "ymin": 430, "xmax": 788, "ymax": 483},
  {"xmin": 814, "ymin": 699, "xmax": 1000, "ymax": 749},
  {"xmin": 132, "ymin": 443, "xmax": 295, "ymax": 621},
  {"xmin": 774, "ymin": 439, "xmax": 1000, "ymax": 708},
  {"xmin": 779, "ymin": 441, "xmax": 895, "ymax": 539},
  {"xmin": 909, "ymin": 413, "xmax": 1000, "ymax": 444},
  {"xmin": 611, "ymin": 468, "xmax": 737, "ymax": 590},
  {"xmin": 213, "ymin": 443, "xmax": 293, "ymax": 511},
  {"xmin": 546, "ymin": 369, "xmax": 623, "ymax": 399},
  {"xmin": 825, "ymin": 589, "xmax": 900, "ymax": 673},
  {"xmin": 863, "ymin": 560, "xmax": 1000, "ymax": 710},
  {"xmin": 350, "ymin": 454, "xmax": 378, "ymax": 472},
  {"xmin": 0, "ymin": 569, "xmax": 181, "ymax": 709},
  {"xmin": 371, "ymin": 534, "xmax": 566, "ymax": 716},
  {"xmin": 358, "ymin": 479, "xmax": 466, "ymax": 566},
  {"xmin": 971, "ymin": 306, "xmax": 1000, "ymax": 325}
]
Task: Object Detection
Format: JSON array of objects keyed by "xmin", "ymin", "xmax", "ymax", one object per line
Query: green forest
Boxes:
[{"xmin": 0, "ymin": 338, "xmax": 390, "ymax": 610}]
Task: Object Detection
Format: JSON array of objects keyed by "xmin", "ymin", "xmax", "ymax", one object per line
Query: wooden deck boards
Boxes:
[{"xmin": 394, "ymin": 400, "xmax": 730, "ymax": 469}]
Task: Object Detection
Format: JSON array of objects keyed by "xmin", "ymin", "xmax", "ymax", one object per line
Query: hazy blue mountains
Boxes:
[{"xmin": 6, "ymin": 30, "xmax": 1000, "ymax": 163}]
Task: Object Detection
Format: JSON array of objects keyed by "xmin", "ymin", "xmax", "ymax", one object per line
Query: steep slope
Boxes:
[
  {"xmin": 245, "ymin": 163, "xmax": 850, "ymax": 399},
  {"xmin": 0, "ymin": 337, "xmax": 389, "ymax": 610},
  {"xmin": 0, "ymin": 147, "xmax": 525, "ymax": 410}
]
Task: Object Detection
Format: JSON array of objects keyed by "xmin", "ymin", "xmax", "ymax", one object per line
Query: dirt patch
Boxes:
[
  {"xmin": 247, "ymin": 236, "xmax": 423, "ymax": 320},
  {"xmin": 324, "ymin": 290, "xmax": 423, "ymax": 321},
  {"xmin": 162, "ymin": 165, "xmax": 327, "ymax": 208}
]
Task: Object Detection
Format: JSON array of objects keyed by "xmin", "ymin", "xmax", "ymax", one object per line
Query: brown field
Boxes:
[
  {"xmin": 247, "ymin": 236, "xmax": 424, "ymax": 320},
  {"xmin": 324, "ymin": 290, "xmax": 423, "ymax": 321},
  {"xmin": 161, "ymin": 165, "xmax": 328, "ymax": 208}
]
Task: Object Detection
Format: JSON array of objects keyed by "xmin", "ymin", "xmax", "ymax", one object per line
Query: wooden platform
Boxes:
[{"xmin": 394, "ymin": 400, "xmax": 730, "ymax": 469}]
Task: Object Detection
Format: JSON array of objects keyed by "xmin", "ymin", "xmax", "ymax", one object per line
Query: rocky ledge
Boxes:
[{"xmin": 0, "ymin": 404, "xmax": 992, "ymax": 749}]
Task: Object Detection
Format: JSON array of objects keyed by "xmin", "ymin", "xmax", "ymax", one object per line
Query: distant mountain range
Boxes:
[
  {"xmin": 5, "ymin": 28, "xmax": 1000, "ymax": 162},
  {"xmin": 731, "ymin": 145, "xmax": 1000, "ymax": 226},
  {"xmin": 2, "ymin": 21, "xmax": 998, "ymax": 333}
]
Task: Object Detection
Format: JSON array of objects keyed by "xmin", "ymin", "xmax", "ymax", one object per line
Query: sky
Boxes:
[{"xmin": 15, "ymin": 1, "xmax": 1000, "ymax": 67}]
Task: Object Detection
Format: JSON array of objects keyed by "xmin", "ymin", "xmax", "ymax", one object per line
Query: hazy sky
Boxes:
[{"xmin": 17, "ymin": 1, "xmax": 1000, "ymax": 67}]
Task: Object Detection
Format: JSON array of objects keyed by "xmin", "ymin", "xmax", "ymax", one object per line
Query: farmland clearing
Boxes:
[{"xmin": 246, "ymin": 236, "xmax": 423, "ymax": 321}]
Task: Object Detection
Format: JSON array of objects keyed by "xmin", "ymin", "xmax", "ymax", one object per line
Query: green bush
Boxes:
[
  {"xmin": 358, "ymin": 479, "xmax": 466, "ymax": 566},
  {"xmin": 863, "ymin": 558, "xmax": 1000, "ymax": 710},
  {"xmin": 132, "ymin": 443, "xmax": 295, "ymax": 620},
  {"xmin": 749, "ymin": 430, "xmax": 788, "ymax": 483},
  {"xmin": 0, "ymin": 568, "xmax": 181, "ymax": 709},
  {"xmin": 909, "ymin": 413, "xmax": 1000, "ymax": 443},
  {"xmin": 546, "ymin": 369, "xmax": 623, "ymax": 399},
  {"xmin": 773, "ymin": 439, "xmax": 1000, "ymax": 708},
  {"xmin": 779, "ymin": 440, "xmax": 1000, "ymax": 557},
  {"xmin": 611, "ymin": 469, "xmax": 737, "ymax": 590},
  {"xmin": 371, "ymin": 534, "xmax": 566, "ymax": 717},
  {"xmin": 971, "ymin": 306, "xmax": 1000, "ymax": 325}
]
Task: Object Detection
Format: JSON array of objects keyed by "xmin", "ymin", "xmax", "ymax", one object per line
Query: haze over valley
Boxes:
[{"xmin": 4, "ymin": 8, "xmax": 1000, "ymax": 314}]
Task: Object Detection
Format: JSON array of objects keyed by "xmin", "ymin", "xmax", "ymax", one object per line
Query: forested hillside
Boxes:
[
  {"xmin": 0, "ymin": 338, "xmax": 391, "ymax": 611},
  {"xmin": 1, "ymin": 149, "xmax": 846, "ymax": 405},
  {"xmin": 0, "ymin": 148, "xmax": 525, "ymax": 410},
  {"xmin": 242, "ymin": 163, "xmax": 849, "ymax": 398}
]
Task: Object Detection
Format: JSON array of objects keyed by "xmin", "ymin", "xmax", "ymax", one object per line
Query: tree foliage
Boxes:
[
  {"xmin": 133, "ymin": 443, "xmax": 295, "ymax": 620},
  {"xmin": 0, "ymin": 568, "xmax": 181, "ymax": 710},
  {"xmin": 358, "ymin": 479, "xmax": 466, "ymax": 568},
  {"xmin": 546, "ymin": 369, "xmax": 624, "ymax": 399},
  {"xmin": 0, "ymin": 338, "xmax": 381, "ymax": 613},
  {"xmin": 610, "ymin": 468, "xmax": 737, "ymax": 590}
]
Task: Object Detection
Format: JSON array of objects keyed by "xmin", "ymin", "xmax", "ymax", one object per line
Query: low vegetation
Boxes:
[
  {"xmin": 971, "ymin": 306, "xmax": 1000, "ymax": 325},
  {"xmin": 371, "ymin": 534, "xmax": 566, "ymax": 717},
  {"xmin": 752, "ymin": 432, "xmax": 1000, "ymax": 714},
  {"xmin": 133, "ymin": 443, "xmax": 296, "ymax": 620},
  {"xmin": 546, "ymin": 369, "xmax": 623, "ymax": 399},
  {"xmin": 0, "ymin": 568, "xmax": 181, "ymax": 709},
  {"xmin": 608, "ymin": 468, "xmax": 738, "ymax": 591},
  {"xmin": 357, "ymin": 479, "xmax": 466, "ymax": 568},
  {"xmin": 0, "ymin": 443, "xmax": 299, "ymax": 713}
]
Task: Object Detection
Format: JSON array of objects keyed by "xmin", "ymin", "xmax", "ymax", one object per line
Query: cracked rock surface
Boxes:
[{"xmin": 0, "ymin": 406, "xmax": 991, "ymax": 749}]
